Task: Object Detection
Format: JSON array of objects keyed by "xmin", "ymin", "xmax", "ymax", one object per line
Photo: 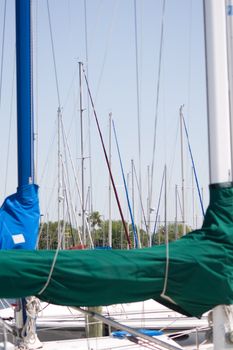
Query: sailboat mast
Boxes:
[
  {"xmin": 203, "ymin": 1, "xmax": 231, "ymax": 184},
  {"xmin": 108, "ymin": 112, "xmax": 112, "ymax": 248},
  {"xmin": 147, "ymin": 165, "xmax": 150, "ymax": 239},
  {"xmin": 15, "ymin": 1, "xmax": 41, "ymax": 345},
  {"xmin": 79, "ymin": 61, "xmax": 85, "ymax": 245},
  {"xmin": 203, "ymin": 1, "xmax": 232, "ymax": 349},
  {"xmin": 164, "ymin": 164, "xmax": 167, "ymax": 244},
  {"xmin": 226, "ymin": 0, "xmax": 233, "ymax": 173},
  {"xmin": 179, "ymin": 105, "xmax": 186, "ymax": 236},
  {"xmin": 175, "ymin": 184, "xmax": 178, "ymax": 240},
  {"xmin": 57, "ymin": 107, "xmax": 62, "ymax": 247},
  {"xmin": 16, "ymin": 0, "xmax": 33, "ymax": 186}
]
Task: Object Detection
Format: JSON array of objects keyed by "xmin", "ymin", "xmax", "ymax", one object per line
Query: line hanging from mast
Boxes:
[
  {"xmin": 46, "ymin": 0, "xmax": 61, "ymax": 108},
  {"xmin": 83, "ymin": 0, "xmax": 93, "ymax": 216},
  {"xmin": 134, "ymin": 0, "xmax": 142, "ymax": 231},
  {"xmin": 149, "ymin": 0, "xmax": 166, "ymax": 218},
  {"xmin": 82, "ymin": 65, "xmax": 131, "ymax": 248},
  {"xmin": 60, "ymin": 117, "xmax": 94, "ymax": 248},
  {"xmin": 152, "ymin": 166, "xmax": 165, "ymax": 239},
  {"xmin": 112, "ymin": 119, "xmax": 139, "ymax": 248},
  {"xmin": 132, "ymin": 161, "xmax": 148, "ymax": 235},
  {"xmin": 4, "ymin": 55, "xmax": 15, "ymax": 198},
  {"xmin": 181, "ymin": 110, "xmax": 205, "ymax": 217}
]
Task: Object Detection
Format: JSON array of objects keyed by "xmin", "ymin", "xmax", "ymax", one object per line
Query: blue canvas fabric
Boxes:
[{"xmin": 0, "ymin": 184, "xmax": 40, "ymax": 249}]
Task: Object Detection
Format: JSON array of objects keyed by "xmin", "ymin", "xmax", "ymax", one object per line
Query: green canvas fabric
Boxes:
[{"xmin": 0, "ymin": 184, "xmax": 233, "ymax": 318}]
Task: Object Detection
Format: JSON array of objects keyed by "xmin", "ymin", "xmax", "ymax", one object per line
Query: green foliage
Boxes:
[
  {"xmin": 92, "ymin": 220, "xmax": 125, "ymax": 248},
  {"xmin": 38, "ymin": 221, "xmax": 58, "ymax": 249},
  {"xmin": 152, "ymin": 223, "xmax": 191, "ymax": 245},
  {"xmin": 88, "ymin": 211, "xmax": 103, "ymax": 230},
  {"xmin": 92, "ymin": 219, "xmax": 148, "ymax": 249},
  {"xmin": 38, "ymin": 221, "xmax": 76, "ymax": 250},
  {"xmin": 38, "ymin": 213, "xmax": 189, "ymax": 250}
]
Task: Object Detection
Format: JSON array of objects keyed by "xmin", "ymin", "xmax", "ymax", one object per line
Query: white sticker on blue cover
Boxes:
[{"xmin": 12, "ymin": 234, "xmax": 25, "ymax": 244}]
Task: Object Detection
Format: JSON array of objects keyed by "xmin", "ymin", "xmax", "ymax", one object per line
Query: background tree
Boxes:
[
  {"xmin": 38, "ymin": 221, "xmax": 58, "ymax": 249},
  {"xmin": 88, "ymin": 211, "xmax": 102, "ymax": 230},
  {"xmin": 152, "ymin": 223, "xmax": 191, "ymax": 245},
  {"xmin": 38, "ymin": 221, "xmax": 76, "ymax": 249}
]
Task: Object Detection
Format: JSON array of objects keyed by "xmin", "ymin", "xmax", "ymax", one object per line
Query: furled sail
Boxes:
[
  {"xmin": 0, "ymin": 183, "xmax": 232, "ymax": 318},
  {"xmin": 0, "ymin": 0, "xmax": 41, "ymax": 251},
  {"xmin": 0, "ymin": 184, "xmax": 40, "ymax": 249}
]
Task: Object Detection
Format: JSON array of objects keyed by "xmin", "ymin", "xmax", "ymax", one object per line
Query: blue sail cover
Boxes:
[{"xmin": 0, "ymin": 184, "xmax": 40, "ymax": 249}]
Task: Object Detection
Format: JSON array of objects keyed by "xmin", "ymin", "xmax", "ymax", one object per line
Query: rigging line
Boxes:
[
  {"xmin": 42, "ymin": 174, "xmax": 57, "ymax": 221},
  {"xmin": 0, "ymin": 0, "xmax": 6, "ymax": 113},
  {"xmin": 152, "ymin": 167, "xmax": 165, "ymax": 238},
  {"xmin": 46, "ymin": 0, "xmax": 61, "ymax": 108},
  {"xmin": 186, "ymin": 0, "xmax": 193, "ymax": 126},
  {"xmin": 127, "ymin": 335, "xmax": 165, "ymax": 350},
  {"xmin": 61, "ymin": 159, "xmax": 82, "ymax": 247},
  {"xmin": 149, "ymin": 0, "xmax": 166, "ymax": 210},
  {"xmin": 112, "ymin": 120, "xmax": 139, "ymax": 248},
  {"xmin": 57, "ymin": 109, "xmax": 63, "ymax": 248},
  {"xmin": 176, "ymin": 187, "xmax": 183, "ymax": 221},
  {"xmin": 38, "ymin": 204, "xmax": 72, "ymax": 296},
  {"xmin": 84, "ymin": 0, "xmax": 89, "ymax": 82},
  {"xmin": 63, "ymin": 97, "xmax": 79, "ymax": 141},
  {"xmin": 160, "ymin": 164, "xmax": 176, "ymax": 306},
  {"xmin": 138, "ymin": 0, "xmax": 144, "ymax": 95},
  {"xmin": 0, "ymin": 317, "xmax": 14, "ymax": 335},
  {"xmin": 60, "ymin": 120, "xmax": 79, "ymax": 246},
  {"xmin": 36, "ymin": 216, "xmax": 46, "ymax": 249},
  {"xmin": 82, "ymin": 65, "xmax": 131, "ymax": 248},
  {"xmin": 62, "ymin": 66, "xmax": 78, "ymax": 112},
  {"xmin": 132, "ymin": 161, "xmax": 148, "ymax": 234},
  {"xmin": 84, "ymin": 0, "xmax": 93, "ymax": 215},
  {"xmin": 94, "ymin": 0, "xmax": 119, "ymax": 102},
  {"xmin": 4, "ymin": 51, "xmax": 15, "ymax": 198},
  {"xmin": 60, "ymin": 118, "xmax": 84, "ymax": 247},
  {"xmin": 167, "ymin": 115, "xmax": 179, "ymax": 193},
  {"xmin": 134, "ymin": 0, "xmax": 142, "ymax": 230},
  {"xmin": 39, "ymin": 126, "xmax": 56, "ymax": 185},
  {"xmin": 75, "ymin": 307, "xmax": 181, "ymax": 350},
  {"xmin": 181, "ymin": 111, "xmax": 205, "ymax": 217},
  {"xmin": 60, "ymin": 116, "xmax": 93, "ymax": 248},
  {"xmin": 78, "ymin": 61, "xmax": 85, "ymax": 245},
  {"xmin": 32, "ymin": 0, "xmax": 39, "ymax": 182},
  {"xmin": 70, "ymin": 186, "xmax": 83, "ymax": 245},
  {"xmin": 88, "ymin": 1, "xmax": 103, "ymax": 52}
]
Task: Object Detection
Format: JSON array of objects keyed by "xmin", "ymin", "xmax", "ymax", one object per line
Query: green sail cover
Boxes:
[{"xmin": 0, "ymin": 184, "xmax": 233, "ymax": 318}]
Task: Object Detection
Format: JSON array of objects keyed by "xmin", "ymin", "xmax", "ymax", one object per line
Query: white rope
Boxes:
[
  {"xmin": 159, "ymin": 166, "xmax": 176, "ymax": 305},
  {"xmin": 37, "ymin": 225, "xmax": 64, "ymax": 296},
  {"xmin": 15, "ymin": 343, "xmax": 29, "ymax": 350},
  {"xmin": 37, "ymin": 204, "xmax": 75, "ymax": 295},
  {"xmin": 21, "ymin": 297, "xmax": 40, "ymax": 341},
  {"xmin": 16, "ymin": 297, "xmax": 42, "ymax": 350},
  {"xmin": 224, "ymin": 305, "xmax": 233, "ymax": 342},
  {"xmin": 160, "ymin": 233, "xmax": 176, "ymax": 305}
]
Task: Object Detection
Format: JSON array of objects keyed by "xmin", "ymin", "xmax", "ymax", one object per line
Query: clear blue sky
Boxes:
[{"xmin": 0, "ymin": 0, "xmax": 208, "ymax": 231}]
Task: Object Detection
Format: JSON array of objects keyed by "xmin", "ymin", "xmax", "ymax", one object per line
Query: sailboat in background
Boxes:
[{"xmin": 1, "ymin": 0, "xmax": 233, "ymax": 349}]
